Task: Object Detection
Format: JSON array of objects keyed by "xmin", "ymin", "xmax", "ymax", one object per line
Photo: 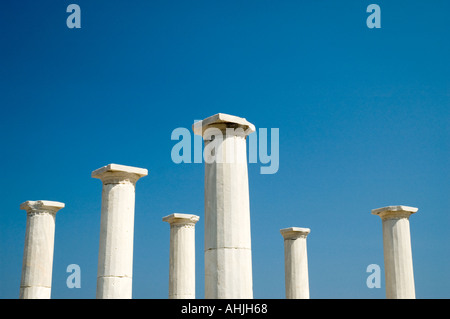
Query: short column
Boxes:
[
  {"xmin": 372, "ymin": 205, "xmax": 418, "ymax": 299},
  {"xmin": 163, "ymin": 213, "xmax": 200, "ymax": 299},
  {"xmin": 193, "ymin": 113, "xmax": 255, "ymax": 299},
  {"xmin": 92, "ymin": 163, "xmax": 148, "ymax": 299},
  {"xmin": 19, "ymin": 200, "xmax": 65, "ymax": 299},
  {"xmin": 280, "ymin": 227, "xmax": 311, "ymax": 299}
]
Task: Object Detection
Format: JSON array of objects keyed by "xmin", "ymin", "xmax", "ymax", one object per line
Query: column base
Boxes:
[
  {"xmin": 19, "ymin": 286, "xmax": 51, "ymax": 299},
  {"xmin": 96, "ymin": 276, "xmax": 132, "ymax": 299},
  {"xmin": 169, "ymin": 294, "xmax": 196, "ymax": 299}
]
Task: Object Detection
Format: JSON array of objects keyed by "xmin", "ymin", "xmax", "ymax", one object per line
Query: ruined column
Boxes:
[
  {"xmin": 371, "ymin": 205, "xmax": 418, "ymax": 299},
  {"xmin": 92, "ymin": 163, "xmax": 148, "ymax": 299},
  {"xmin": 280, "ymin": 227, "xmax": 310, "ymax": 299},
  {"xmin": 19, "ymin": 200, "xmax": 65, "ymax": 299},
  {"xmin": 193, "ymin": 113, "xmax": 255, "ymax": 299},
  {"xmin": 163, "ymin": 213, "xmax": 199, "ymax": 299}
]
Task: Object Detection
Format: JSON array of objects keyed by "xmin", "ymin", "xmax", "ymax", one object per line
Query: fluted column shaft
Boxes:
[
  {"xmin": 372, "ymin": 205, "xmax": 418, "ymax": 299},
  {"xmin": 163, "ymin": 213, "xmax": 199, "ymax": 299},
  {"xmin": 280, "ymin": 227, "xmax": 310, "ymax": 299},
  {"xmin": 19, "ymin": 200, "xmax": 65, "ymax": 299},
  {"xmin": 92, "ymin": 163, "xmax": 147, "ymax": 299},
  {"xmin": 193, "ymin": 113, "xmax": 255, "ymax": 299}
]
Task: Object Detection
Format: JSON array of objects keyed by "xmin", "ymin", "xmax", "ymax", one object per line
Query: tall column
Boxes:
[
  {"xmin": 162, "ymin": 213, "xmax": 199, "ymax": 299},
  {"xmin": 19, "ymin": 200, "xmax": 65, "ymax": 299},
  {"xmin": 371, "ymin": 205, "xmax": 418, "ymax": 299},
  {"xmin": 92, "ymin": 163, "xmax": 148, "ymax": 299},
  {"xmin": 280, "ymin": 227, "xmax": 310, "ymax": 299},
  {"xmin": 193, "ymin": 113, "xmax": 255, "ymax": 299}
]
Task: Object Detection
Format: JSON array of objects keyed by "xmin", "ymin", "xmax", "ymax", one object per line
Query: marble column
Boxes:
[
  {"xmin": 162, "ymin": 213, "xmax": 199, "ymax": 299},
  {"xmin": 193, "ymin": 113, "xmax": 255, "ymax": 299},
  {"xmin": 19, "ymin": 200, "xmax": 65, "ymax": 299},
  {"xmin": 92, "ymin": 163, "xmax": 148, "ymax": 299},
  {"xmin": 372, "ymin": 205, "xmax": 418, "ymax": 299},
  {"xmin": 280, "ymin": 227, "xmax": 310, "ymax": 299}
]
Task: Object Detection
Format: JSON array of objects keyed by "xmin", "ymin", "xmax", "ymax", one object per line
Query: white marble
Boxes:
[
  {"xmin": 19, "ymin": 200, "xmax": 65, "ymax": 299},
  {"xmin": 280, "ymin": 227, "xmax": 310, "ymax": 299},
  {"xmin": 193, "ymin": 113, "xmax": 255, "ymax": 299},
  {"xmin": 163, "ymin": 213, "xmax": 199, "ymax": 299},
  {"xmin": 92, "ymin": 163, "xmax": 148, "ymax": 299},
  {"xmin": 193, "ymin": 113, "xmax": 255, "ymax": 137},
  {"xmin": 372, "ymin": 205, "xmax": 418, "ymax": 299}
]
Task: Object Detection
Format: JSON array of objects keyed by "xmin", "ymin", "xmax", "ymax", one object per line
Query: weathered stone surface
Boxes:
[
  {"xmin": 19, "ymin": 200, "xmax": 65, "ymax": 299},
  {"xmin": 372, "ymin": 205, "xmax": 418, "ymax": 299},
  {"xmin": 193, "ymin": 113, "xmax": 254, "ymax": 299},
  {"xmin": 280, "ymin": 227, "xmax": 310, "ymax": 299},
  {"xmin": 93, "ymin": 163, "xmax": 147, "ymax": 299},
  {"xmin": 192, "ymin": 113, "xmax": 255, "ymax": 136},
  {"xmin": 163, "ymin": 213, "xmax": 199, "ymax": 299}
]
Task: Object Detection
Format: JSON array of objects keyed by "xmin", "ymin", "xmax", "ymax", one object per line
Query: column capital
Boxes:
[
  {"xmin": 192, "ymin": 113, "xmax": 255, "ymax": 137},
  {"xmin": 280, "ymin": 227, "xmax": 311, "ymax": 240},
  {"xmin": 92, "ymin": 163, "xmax": 148, "ymax": 184},
  {"xmin": 162, "ymin": 213, "xmax": 200, "ymax": 226},
  {"xmin": 20, "ymin": 200, "xmax": 65, "ymax": 214},
  {"xmin": 371, "ymin": 205, "xmax": 418, "ymax": 220}
]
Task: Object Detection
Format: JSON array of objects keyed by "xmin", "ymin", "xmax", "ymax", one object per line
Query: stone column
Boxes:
[
  {"xmin": 162, "ymin": 213, "xmax": 199, "ymax": 299},
  {"xmin": 371, "ymin": 205, "xmax": 418, "ymax": 299},
  {"xmin": 193, "ymin": 113, "xmax": 255, "ymax": 299},
  {"xmin": 280, "ymin": 227, "xmax": 310, "ymax": 299},
  {"xmin": 92, "ymin": 163, "xmax": 148, "ymax": 299},
  {"xmin": 19, "ymin": 200, "xmax": 65, "ymax": 299}
]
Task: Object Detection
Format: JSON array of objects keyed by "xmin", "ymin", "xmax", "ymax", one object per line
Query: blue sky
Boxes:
[{"xmin": 0, "ymin": 0, "xmax": 449, "ymax": 298}]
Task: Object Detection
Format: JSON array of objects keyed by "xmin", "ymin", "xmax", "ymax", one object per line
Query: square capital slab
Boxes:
[
  {"xmin": 280, "ymin": 227, "xmax": 311, "ymax": 239},
  {"xmin": 20, "ymin": 200, "xmax": 65, "ymax": 214},
  {"xmin": 371, "ymin": 205, "xmax": 418, "ymax": 220},
  {"xmin": 192, "ymin": 113, "xmax": 255, "ymax": 136},
  {"xmin": 92, "ymin": 163, "xmax": 148, "ymax": 181},
  {"xmin": 162, "ymin": 213, "xmax": 200, "ymax": 225}
]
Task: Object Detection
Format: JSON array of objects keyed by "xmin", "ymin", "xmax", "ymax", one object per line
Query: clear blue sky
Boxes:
[{"xmin": 1, "ymin": 0, "xmax": 449, "ymax": 299}]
